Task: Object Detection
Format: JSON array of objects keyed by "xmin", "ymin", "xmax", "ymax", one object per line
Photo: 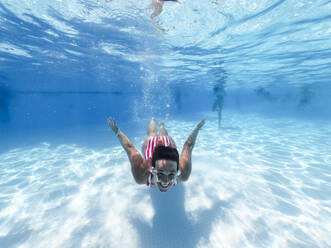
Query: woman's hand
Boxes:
[
  {"xmin": 196, "ymin": 119, "xmax": 206, "ymax": 130},
  {"xmin": 107, "ymin": 118, "xmax": 119, "ymax": 134}
]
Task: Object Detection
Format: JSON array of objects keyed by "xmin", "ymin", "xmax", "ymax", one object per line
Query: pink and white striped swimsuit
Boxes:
[{"xmin": 144, "ymin": 136, "xmax": 170, "ymax": 160}]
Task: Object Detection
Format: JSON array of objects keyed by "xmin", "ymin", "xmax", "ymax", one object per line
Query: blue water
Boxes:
[{"xmin": 0, "ymin": 1, "xmax": 331, "ymax": 247}]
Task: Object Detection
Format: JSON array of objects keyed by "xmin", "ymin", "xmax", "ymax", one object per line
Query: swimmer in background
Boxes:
[
  {"xmin": 151, "ymin": 0, "xmax": 178, "ymax": 19},
  {"xmin": 212, "ymin": 84, "xmax": 225, "ymax": 129},
  {"xmin": 107, "ymin": 117, "xmax": 205, "ymax": 193}
]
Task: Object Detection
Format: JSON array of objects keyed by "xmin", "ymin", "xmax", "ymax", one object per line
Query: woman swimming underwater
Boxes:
[{"xmin": 108, "ymin": 117, "xmax": 205, "ymax": 193}]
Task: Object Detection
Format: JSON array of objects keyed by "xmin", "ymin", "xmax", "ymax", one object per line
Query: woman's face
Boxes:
[{"xmin": 154, "ymin": 159, "xmax": 177, "ymax": 192}]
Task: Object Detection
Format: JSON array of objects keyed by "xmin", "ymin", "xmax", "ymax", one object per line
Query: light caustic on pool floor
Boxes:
[{"xmin": 0, "ymin": 113, "xmax": 330, "ymax": 248}]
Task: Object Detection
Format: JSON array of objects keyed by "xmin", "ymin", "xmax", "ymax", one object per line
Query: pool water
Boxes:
[{"xmin": 1, "ymin": 1, "xmax": 331, "ymax": 247}]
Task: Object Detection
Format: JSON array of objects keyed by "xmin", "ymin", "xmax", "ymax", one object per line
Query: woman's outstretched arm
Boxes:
[
  {"xmin": 107, "ymin": 118, "xmax": 149, "ymax": 184},
  {"xmin": 178, "ymin": 119, "xmax": 205, "ymax": 181}
]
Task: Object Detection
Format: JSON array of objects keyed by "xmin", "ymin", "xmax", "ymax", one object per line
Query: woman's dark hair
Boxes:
[{"xmin": 152, "ymin": 145, "xmax": 179, "ymax": 170}]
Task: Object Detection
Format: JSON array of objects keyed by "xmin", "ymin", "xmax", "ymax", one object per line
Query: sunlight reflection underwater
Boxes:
[
  {"xmin": 1, "ymin": 116, "xmax": 330, "ymax": 247},
  {"xmin": 1, "ymin": 0, "xmax": 331, "ymax": 247}
]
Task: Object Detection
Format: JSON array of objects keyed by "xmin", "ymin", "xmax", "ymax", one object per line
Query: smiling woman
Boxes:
[{"xmin": 107, "ymin": 117, "xmax": 205, "ymax": 193}]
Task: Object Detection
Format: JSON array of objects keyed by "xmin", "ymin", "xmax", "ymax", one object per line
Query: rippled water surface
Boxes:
[{"xmin": 1, "ymin": 0, "xmax": 331, "ymax": 247}]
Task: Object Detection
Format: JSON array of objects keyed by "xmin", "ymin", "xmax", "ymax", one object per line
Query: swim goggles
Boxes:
[{"xmin": 150, "ymin": 167, "xmax": 181, "ymax": 184}]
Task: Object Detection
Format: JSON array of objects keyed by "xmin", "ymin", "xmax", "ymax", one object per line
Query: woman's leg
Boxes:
[
  {"xmin": 142, "ymin": 117, "xmax": 158, "ymax": 155},
  {"xmin": 151, "ymin": 0, "xmax": 163, "ymax": 19},
  {"xmin": 148, "ymin": 117, "xmax": 157, "ymax": 137},
  {"xmin": 159, "ymin": 122, "xmax": 168, "ymax": 136}
]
